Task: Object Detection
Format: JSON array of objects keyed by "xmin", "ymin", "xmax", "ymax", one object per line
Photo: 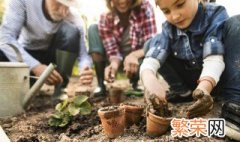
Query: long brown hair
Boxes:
[{"xmin": 105, "ymin": 0, "xmax": 142, "ymax": 12}]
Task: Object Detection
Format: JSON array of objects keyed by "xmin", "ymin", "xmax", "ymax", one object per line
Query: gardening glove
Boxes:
[
  {"xmin": 105, "ymin": 59, "xmax": 121, "ymax": 83},
  {"xmin": 123, "ymin": 53, "xmax": 139, "ymax": 79},
  {"xmin": 79, "ymin": 66, "xmax": 93, "ymax": 85},
  {"xmin": 187, "ymin": 88, "xmax": 213, "ymax": 118}
]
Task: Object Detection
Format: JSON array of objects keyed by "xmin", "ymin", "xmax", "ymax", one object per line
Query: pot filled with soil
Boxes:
[
  {"xmin": 75, "ymin": 86, "xmax": 91, "ymax": 97},
  {"xmin": 120, "ymin": 103, "xmax": 144, "ymax": 127},
  {"xmin": 108, "ymin": 83, "xmax": 125, "ymax": 104},
  {"xmin": 146, "ymin": 97, "xmax": 172, "ymax": 138},
  {"xmin": 98, "ymin": 106, "xmax": 125, "ymax": 138}
]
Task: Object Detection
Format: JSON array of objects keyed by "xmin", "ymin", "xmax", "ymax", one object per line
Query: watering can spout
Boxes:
[{"xmin": 23, "ymin": 63, "xmax": 55, "ymax": 109}]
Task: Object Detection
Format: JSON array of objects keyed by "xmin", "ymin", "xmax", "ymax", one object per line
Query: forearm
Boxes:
[
  {"xmin": 198, "ymin": 55, "xmax": 225, "ymax": 93},
  {"xmin": 78, "ymin": 27, "xmax": 92, "ymax": 71},
  {"xmin": 140, "ymin": 57, "xmax": 160, "ymax": 77},
  {"xmin": 130, "ymin": 49, "xmax": 145, "ymax": 59},
  {"xmin": 141, "ymin": 69, "xmax": 156, "ymax": 86},
  {"xmin": 140, "ymin": 57, "xmax": 161, "ymax": 87},
  {"xmin": 197, "ymin": 76, "xmax": 215, "ymax": 93},
  {"xmin": 0, "ymin": 44, "xmax": 40, "ymax": 70}
]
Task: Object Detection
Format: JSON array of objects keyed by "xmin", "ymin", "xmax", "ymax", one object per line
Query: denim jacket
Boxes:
[{"xmin": 145, "ymin": 3, "xmax": 229, "ymax": 67}]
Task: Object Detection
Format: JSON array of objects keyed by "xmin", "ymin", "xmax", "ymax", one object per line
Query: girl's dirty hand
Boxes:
[
  {"xmin": 187, "ymin": 88, "xmax": 214, "ymax": 118},
  {"xmin": 142, "ymin": 70, "xmax": 167, "ymax": 104}
]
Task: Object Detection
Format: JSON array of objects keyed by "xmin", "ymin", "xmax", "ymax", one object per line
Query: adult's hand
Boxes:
[
  {"xmin": 32, "ymin": 64, "xmax": 63, "ymax": 85},
  {"xmin": 187, "ymin": 88, "xmax": 214, "ymax": 118},
  {"xmin": 104, "ymin": 59, "xmax": 121, "ymax": 83},
  {"xmin": 79, "ymin": 66, "xmax": 93, "ymax": 85},
  {"xmin": 124, "ymin": 52, "xmax": 139, "ymax": 79}
]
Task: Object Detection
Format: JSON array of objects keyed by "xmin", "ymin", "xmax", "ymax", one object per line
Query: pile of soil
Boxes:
[{"xmin": 0, "ymin": 77, "xmax": 230, "ymax": 141}]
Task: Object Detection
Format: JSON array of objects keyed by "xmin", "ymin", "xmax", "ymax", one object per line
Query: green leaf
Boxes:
[
  {"xmin": 73, "ymin": 95, "xmax": 88, "ymax": 106},
  {"xmin": 50, "ymin": 112, "xmax": 62, "ymax": 119},
  {"xmin": 79, "ymin": 102, "xmax": 92, "ymax": 115},
  {"xmin": 68, "ymin": 103, "xmax": 80, "ymax": 116},
  {"xmin": 48, "ymin": 117, "xmax": 62, "ymax": 127},
  {"xmin": 55, "ymin": 99, "xmax": 68, "ymax": 111},
  {"xmin": 48, "ymin": 113, "xmax": 71, "ymax": 127},
  {"xmin": 59, "ymin": 115, "xmax": 71, "ymax": 127}
]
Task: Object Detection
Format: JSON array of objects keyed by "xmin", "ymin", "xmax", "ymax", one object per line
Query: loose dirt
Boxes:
[{"xmin": 0, "ymin": 77, "xmax": 231, "ymax": 142}]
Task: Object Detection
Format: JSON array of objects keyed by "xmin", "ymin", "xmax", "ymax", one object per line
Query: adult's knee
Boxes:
[
  {"xmin": 88, "ymin": 24, "xmax": 105, "ymax": 56},
  {"xmin": 88, "ymin": 24, "xmax": 99, "ymax": 38}
]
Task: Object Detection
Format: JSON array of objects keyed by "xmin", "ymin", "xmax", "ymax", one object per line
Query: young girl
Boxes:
[
  {"xmin": 140, "ymin": 0, "xmax": 240, "ymax": 119},
  {"xmin": 88, "ymin": 0, "xmax": 157, "ymax": 97}
]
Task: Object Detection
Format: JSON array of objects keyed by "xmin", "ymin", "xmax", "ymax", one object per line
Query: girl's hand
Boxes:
[
  {"xmin": 142, "ymin": 70, "xmax": 167, "ymax": 105},
  {"xmin": 187, "ymin": 88, "xmax": 214, "ymax": 118}
]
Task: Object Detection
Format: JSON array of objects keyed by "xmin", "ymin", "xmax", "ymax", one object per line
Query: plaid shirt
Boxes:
[
  {"xmin": 146, "ymin": 3, "xmax": 229, "ymax": 65},
  {"xmin": 98, "ymin": 0, "xmax": 157, "ymax": 59}
]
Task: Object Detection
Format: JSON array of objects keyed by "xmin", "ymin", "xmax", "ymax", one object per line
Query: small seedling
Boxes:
[{"xmin": 48, "ymin": 95, "xmax": 92, "ymax": 127}]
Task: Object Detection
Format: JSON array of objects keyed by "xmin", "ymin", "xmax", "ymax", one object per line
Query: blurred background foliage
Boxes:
[{"xmin": 0, "ymin": 0, "xmax": 5, "ymax": 24}]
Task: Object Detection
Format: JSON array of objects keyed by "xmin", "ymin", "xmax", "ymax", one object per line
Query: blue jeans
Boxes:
[
  {"xmin": 88, "ymin": 24, "xmax": 106, "ymax": 57},
  {"xmin": 158, "ymin": 15, "xmax": 240, "ymax": 102}
]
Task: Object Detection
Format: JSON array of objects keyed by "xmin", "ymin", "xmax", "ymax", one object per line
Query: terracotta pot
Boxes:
[
  {"xmin": 146, "ymin": 111, "xmax": 172, "ymax": 138},
  {"xmin": 120, "ymin": 103, "xmax": 144, "ymax": 127},
  {"xmin": 108, "ymin": 87, "xmax": 124, "ymax": 104},
  {"xmin": 98, "ymin": 106, "xmax": 125, "ymax": 138}
]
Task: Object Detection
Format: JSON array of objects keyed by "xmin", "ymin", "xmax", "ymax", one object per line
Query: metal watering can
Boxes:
[{"xmin": 0, "ymin": 44, "xmax": 55, "ymax": 118}]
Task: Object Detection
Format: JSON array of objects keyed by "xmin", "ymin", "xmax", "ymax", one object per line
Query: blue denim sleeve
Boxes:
[
  {"xmin": 145, "ymin": 30, "xmax": 170, "ymax": 65},
  {"xmin": 203, "ymin": 6, "xmax": 229, "ymax": 58}
]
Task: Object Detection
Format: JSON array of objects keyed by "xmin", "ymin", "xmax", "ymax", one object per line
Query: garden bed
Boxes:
[{"xmin": 0, "ymin": 77, "xmax": 229, "ymax": 142}]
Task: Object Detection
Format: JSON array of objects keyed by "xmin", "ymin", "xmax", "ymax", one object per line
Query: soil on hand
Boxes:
[
  {"xmin": 151, "ymin": 99, "xmax": 172, "ymax": 117},
  {"xmin": 0, "ymin": 77, "xmax": 227, "ymax": 142}
]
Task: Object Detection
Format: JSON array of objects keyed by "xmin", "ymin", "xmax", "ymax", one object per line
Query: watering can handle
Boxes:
[
  {"xmin": 6, "ymin": 43, "xmax": 24, "ymax": 62},
  {"xmin": 23, "ymin": 63, "xmax": 56, "ymax": 109}
]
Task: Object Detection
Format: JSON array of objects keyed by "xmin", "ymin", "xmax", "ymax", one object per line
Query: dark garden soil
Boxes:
[{"xmin": 0, "ymin": 77, "xmax": 232, "ymax": 142}]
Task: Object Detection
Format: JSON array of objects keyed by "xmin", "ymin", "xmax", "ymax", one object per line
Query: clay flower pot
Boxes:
[
  {"xmin": 108, "ymin": 86, "xmax": 124, "ymax": 105},
  {"xmin": 120, "ymin": 103, "xmax": 144, "ymax": 127},
  {"xmin": 98, "ymin": 106, "xmax": 125, "ymax": 138},
  {"xmin": 146, "ymin": 111, "xmax": 172, "ymax": 138}
]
